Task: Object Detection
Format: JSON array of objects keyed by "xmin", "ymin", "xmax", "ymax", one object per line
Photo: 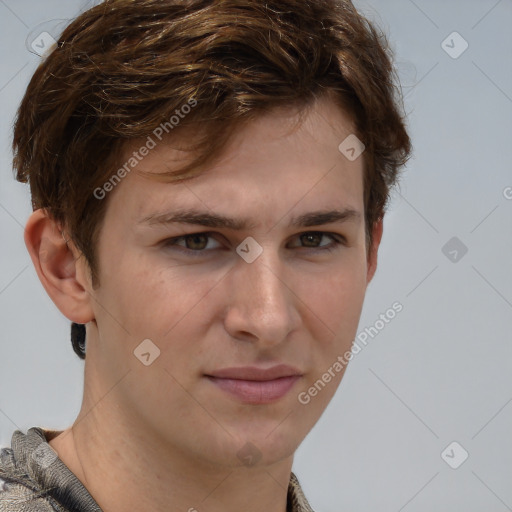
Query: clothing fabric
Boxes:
[{"xmin": 0, "ymin": 427, "xmax": 315, "ymax": 511}]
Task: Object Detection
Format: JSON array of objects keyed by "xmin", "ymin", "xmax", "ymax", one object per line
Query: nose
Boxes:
[{"xmin": 223, "ymin": 247, "xmax": 301, "ymax": 348}]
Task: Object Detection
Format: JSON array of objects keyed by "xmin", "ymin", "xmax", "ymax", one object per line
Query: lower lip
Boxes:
[{"xmin": 206, "ymin": 375, "xmax": 301, "ymax": 404}]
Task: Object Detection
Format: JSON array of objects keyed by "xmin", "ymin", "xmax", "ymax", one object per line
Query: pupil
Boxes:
[
  {"xmin": 187, "ymin": 234, "xmax": 207, "ymax": 250},
  {"xmin": 303, "ymin": 233, "xmax": 320, "ymax": 247}
]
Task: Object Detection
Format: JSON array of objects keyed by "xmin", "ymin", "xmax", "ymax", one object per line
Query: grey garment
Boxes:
[
  {"xmin": 0, "ymin": 427, "xmax": 102, "ymax": 512},
  {"xmin": 0, "ymin": 427, "xmax": 315, "ymax": 512}
]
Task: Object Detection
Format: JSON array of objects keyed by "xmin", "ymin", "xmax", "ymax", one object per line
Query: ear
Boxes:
[
  {"xmin": 24, "ymin": 209, "xmax": 95, "ymax": 324},
  {"xmin": 366, "ymin": 217, "xmax": 383, "ymax": 285}
]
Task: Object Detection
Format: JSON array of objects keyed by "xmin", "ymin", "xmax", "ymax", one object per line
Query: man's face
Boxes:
[{"xmin": 84, "ymin": 95, "xmax": 378, "ymax": 468}]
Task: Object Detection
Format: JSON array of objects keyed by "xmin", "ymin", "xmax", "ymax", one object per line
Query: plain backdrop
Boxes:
[{"xmin": 0, "ymin": 1, "xmax": 511, "ymax": 511}]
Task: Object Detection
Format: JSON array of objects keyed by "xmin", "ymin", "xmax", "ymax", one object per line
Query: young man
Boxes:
[{"xmin": 0, "ymin": 0, "xmax": 411, "ymax": 510}]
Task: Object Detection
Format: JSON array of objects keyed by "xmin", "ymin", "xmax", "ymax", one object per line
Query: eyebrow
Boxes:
[{"xmin": 138, "ymin": 207, "xmax": 362, "ymax": 230}]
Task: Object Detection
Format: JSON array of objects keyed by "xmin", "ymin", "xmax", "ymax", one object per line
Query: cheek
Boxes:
[
  {"xmin": 293, "ymin": 263, "xmax": 368, "ymax": 408},
  {"xmin": 298, "ymin": 257, "xmax": 368, "ymax": 337},
  {"xmin": 110, "ymin": 257, "xmax": 220, "ymax": 344}
]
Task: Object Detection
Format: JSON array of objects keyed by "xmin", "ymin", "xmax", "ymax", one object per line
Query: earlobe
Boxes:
[
  {"xmin": 24, "ymin": 209, "xmax": 95, "ymax": 324},
  {"xmin": 366, "ymin": 218, "xmax": 384, "ymax": 284}
]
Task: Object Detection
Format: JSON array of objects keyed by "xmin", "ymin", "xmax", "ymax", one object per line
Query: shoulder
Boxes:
[
  {"xmin": 0, "ymin": 478, "xmax": 57, "ymax": 512},
  {"xmin": 288, "ymin": 472, "xmax": 316, "ymax": 512},
  {"xmin": 0, "ymin": 431, "xmax": 60, "ymax": 512}
]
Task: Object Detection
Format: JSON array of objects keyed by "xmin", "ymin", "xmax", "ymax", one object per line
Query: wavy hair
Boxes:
[{"xmin": 13, "ymin": 0, "xmax": 412, "ymax": 358}]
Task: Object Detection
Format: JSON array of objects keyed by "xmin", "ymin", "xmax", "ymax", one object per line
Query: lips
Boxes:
[
  {"xmin": 206, "ymin": 364, "xmax": 302, "ymax": 381},
  {"xmin": 205, "ymin": 364, "xmax": 302, "ymax": 404}
]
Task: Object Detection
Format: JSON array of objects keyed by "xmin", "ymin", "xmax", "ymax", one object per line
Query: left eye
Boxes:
[
  {"xmin": 162, "ymin": 231, "xmax": 344, "ymax": 255},
  {"xmin": 290, "ymin": 232, "xmax": 342, "ymax": 250},
  {"xmin": 166, "ymin": 232, "xmax": 222, "ymax": 251}
]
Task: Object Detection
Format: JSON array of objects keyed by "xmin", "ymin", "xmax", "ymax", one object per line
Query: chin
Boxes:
[{"xmin": 191, "ymin": 425, "xmax": 299, "ymax": 469}]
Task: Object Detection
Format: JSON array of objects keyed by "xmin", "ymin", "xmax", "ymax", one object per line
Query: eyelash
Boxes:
[{"xmin": 161, "ymin": 231, "xmax": 346, "ymax": 257}]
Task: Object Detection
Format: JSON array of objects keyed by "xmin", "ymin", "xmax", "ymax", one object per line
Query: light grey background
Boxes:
[{"xmin": 1, "ymin": 1, "xmax": 511, "ymax": 511}]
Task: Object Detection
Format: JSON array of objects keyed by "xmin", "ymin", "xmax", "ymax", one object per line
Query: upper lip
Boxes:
[{"xmin": 205, "ymin": 364, "xmax": 302, "ymax": 381}]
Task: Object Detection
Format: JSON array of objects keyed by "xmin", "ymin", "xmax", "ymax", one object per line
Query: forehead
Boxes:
[{"xmin": 103, "ymin": 95, "xmax": 365, "ymax": 227}]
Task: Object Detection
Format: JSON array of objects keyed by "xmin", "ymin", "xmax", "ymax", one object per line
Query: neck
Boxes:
[{"xmin": 49, "ymin": 366, "xmax": 294, "ymax": 512}]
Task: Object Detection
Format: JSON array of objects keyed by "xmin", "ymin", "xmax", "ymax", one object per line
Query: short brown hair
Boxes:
[{"xmin": 13, "ymin": 0, "xmax": 411, "ymax": 356}]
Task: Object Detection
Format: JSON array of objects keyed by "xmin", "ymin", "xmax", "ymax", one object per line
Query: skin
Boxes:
[{"xmin": 24, "ymin": 94, "xmax": 382, "ymax": 512}]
